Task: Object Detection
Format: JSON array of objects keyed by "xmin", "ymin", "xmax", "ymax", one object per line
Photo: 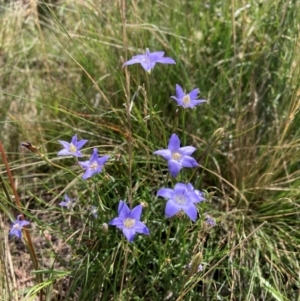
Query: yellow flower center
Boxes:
[
  {"xmin": 182, "ymin": 94, "xmax": 191, "ymax": 105},
  {"xmin": 90, "ymin": 162, "xmax": 99, "ymax": 170},
  {"xmin": 172, "ymin": 152, "xmax": 182, "ymax": 161},
  {"xmin": 69, "ymin": 143, "xmax": 77, "ymax": 153},
  {"xmin": 124, "ymin": 218, "xmax": 135, "ymax": 228}
]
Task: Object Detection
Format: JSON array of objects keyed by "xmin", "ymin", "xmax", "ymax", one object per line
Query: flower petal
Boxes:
[
  {"xmin": 122, "ymin": 58, "xmax": 143, "ymax": 67},
  {"xmin": 97, "ymin": 155, "xmax": 110, "ymax": 166},
  {"xmin": 168, "ymin": 160, "xmax": 182, "ymax": 177},
  {"xmin": 130, "ymin": 204, "xmax": 142, "ymax": 220},
  {"xmin": 170, "ymin": 95, "xmax": 180, "ymax": 103},
  {"xmin": 82, "ymin": 169, "xmax": 95, "ymax": 180},
  {"xmin": 122, "ymin": 228, "xmax": 136, "ymax": 242},
  {"xmin": 109, "ymin": 217, "xmax": 124, "ymax": 229},
  {"xmin": 71, "ymin": 134, "xmax": 78, "ymax": 145},
  {"xmin": 165, "ymin": 200, "xmax": 181, "ymax": 218},
  {"xmin": 179, "ymin": 146, "xmax": 196, "ymax": 156},
  {"xmin": 78, "ymin": 160, "xmax": 90, "ymax": 169},
  {"xmin": 75, "ymin": 139, "xmax": 88, "ymax": 149},
  {"xmin": 19, "ymin": 220, "xmax": 30, "ymax": 227},
  {"xmin": 141, "ymin": 61, "xmax": 156, "ymax": 72},
  {"xmin": 57, "ymin": 149, "xmax": 72, "ymax": 156},
  {"xmin": 155, "ymin": 57, "xmax": 176, "ymax": 64},
  {"xmin": 190, "ymin": 99, "xmax": 206, "ymax": 107},
  {"xmin": 168, "ymin": 134, "xmax": 180, "ymax": 151},
  {"xmin": 148, "ymin": 51, "xmax": 165, "ymax": 61},
  {"xmin": 118, "ymin": 201, "xmax": 130, "ymax": 219},
  {"xmin": 157, "ymin": 188, "xmax": 174, "ymax": 199},
  {"xmin": 181, "ymin": 156, "xmax": 198, "ymax": 168},
  {"xmin": 153, "ymin": 149, "xmax": 172, "ymax": 160},
  {"xmin": 183, "ymin": 204, "xmax": 198, "ymax": 222},
  {"xmin": 174, "ymin": 183, "xmax": 189, "ymax": 192},
  {"xmin": 175, "ymin": 84, "xmax": 185, "ymax": 99},
  {"xmin": 188, "ymin": 88, "xmax": 200, "ymax": 100},
  {"xmin": 58, "ymin": 140, "xmax": 70, "ymax": 149},
  {"xmin": 134, "ymin": 221, "xmax": 150, "ymax": 235},
  {"xmin": 90, "ymin": 148, "xmax": 99, "ymax": 162}
]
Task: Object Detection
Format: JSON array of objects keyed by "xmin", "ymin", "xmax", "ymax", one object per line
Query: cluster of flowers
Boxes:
[{"xmin": 10, "ymin": 48, "xmax": 215, "ymax": 244}]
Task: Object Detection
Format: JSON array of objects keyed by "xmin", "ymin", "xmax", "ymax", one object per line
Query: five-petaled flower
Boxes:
[
  {"xmin": 57, "ymin": 134, "xmax": 88, "ymax": 157},
  {"xmin": 122, "ymin": 48, "xmax": 176, "ymax": 73},
  {"xmin": 9, "ymin": 215, "xmax": 30, "ymax": 239},
  {"xmin": 109, "ymin": 201, "xmax": 150, "ymax": 242},
  {"xmin": 79, "ymin": 148, "xmax": 109, "ymax": 180},
  {"xmin": 171, "ymin": 84, "xmax": 206, "ymax": 109},
  {"xmin": 153, "ymin": 133, "xmax": 198, "ymax": 177},
  {"xmin": 157, "ymin": 183, "xmax": 203, "ymax": 222},
  {"xmin": 59, "ymin": 194, "xmax": 75, "ymax": 209}
]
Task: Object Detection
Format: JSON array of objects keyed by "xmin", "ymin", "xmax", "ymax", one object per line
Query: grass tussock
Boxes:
[{"xmin": 1, "ymin": 0, "xmax": 300, "ymax": 300}]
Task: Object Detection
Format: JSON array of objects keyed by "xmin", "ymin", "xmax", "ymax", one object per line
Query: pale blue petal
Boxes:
[
  {"xmin": 57, "ymin": 149, "xmax": 72, "ymax": 156},
  {"xmin": 179, "ymin": 146, "xmax": 196, "ymax": 156},
  {"xmin": 189, "ymin": 192, "xmax": 203, "ymax": 203},
  {"xmin": 155, "ymin": 57, "xmax": 176, "ymax": 64},
  {"xmin": 141, "ymin": 61, "xmax": 156, "ymax": 72},
  {"xmin": 153, "ymin": 149, "xmax": 172, "ymax": 160},
  {"xmin": 90, "ymin": 148, "xmax": 98, "ymax": 161},
  {"xmin": 181, "ymin": 156, "xmax": 198, "ymax": 168},
  {"xmin": 76, "ymin": 139, "xmax": 88, "ymax": 149},
  {"xmin": 183, "ymin": 204, "xmax": 197, "ymax": 222},
  {"xmin": 123, "ymin": 228, "xmax": 136, "ymax": 242},
  {"xmin": 109, "ymin": 217, "xmax": 124, "ymax": 228},
  {"xmin": 118, "ymin": 201, "xmax": 130, "ymax": 219},
  {"xmin": 168, "ymin": 134, "xmax": 180, "ymax": 151},
  {"xmin": 58, "ymin": 140, "xmax": 70, "ymax": 149},
  {"xmin": 71, "ymin": 134, "xmax": 78, "ymax": 145},
  {"xmin": 78, "ymin": 160, "xmax": 90, "ymax": 169},
  {"xmin": 175, "ymin": 84, "xmax": 185, "ymax": 99},
  {"xmin": 157, "ymin": 188, "xmax": 174, "ymax": 199},
  {"xmin": 168, "ymin": 160, "xmax": 182, "ymax": 177},
  {"xmin": 19, "ymin": 220, "xmax": 30, "ymax": 227},
  {"xmin": 134, "ymin": 221, "xmax": 149, "ymax": 235},
  {"xmin": 156, "ymin": 57, "xmax": 176, "ymax": 65},
  {"xmin": 130, "ymin": 204, "xmax": 142, "ymax": 220},
  {"xmin": 190, "ymin": 99, "xmax": 206, "ymax": 107},
  {"xmin": 148, "ymin": 51, "xmax": 165, "ymax": 61},
  {"xmin": 165, "ymin": 200, "xmax": 181, "ymax": 218},
  {"xmin": 73, "ymin": 150, "xmax": 83, "ymax": 157},
  {"xmin": 170, "ymin": 95, "xmax": 180, "ymax": 102},
  {"xmin": 82, "ymin": 169, "xmax": 94, "ymax": 180},
  {"xmin": 98, "ymin": 155, "xmax": 110, "ymax": 166},
  {"xmin": 123, "ymin": 58, "xmax": 143, "ymax": 67},
  {"xmin": 188, "ymin": 88, "xmax": 199, "ymax": 100},
  {"xmin": 174, "ymin": 183, "xmax": 188, "ymax": 192}
]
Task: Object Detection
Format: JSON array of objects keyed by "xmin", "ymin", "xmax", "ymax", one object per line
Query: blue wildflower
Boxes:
[
  {"xmin": 109, "ymin": 201, "xmax": 150, "ymax": 242},
  {"xmin": 57, "ymin": 134, "xmax": 88, "ymax": 157},
  {"xmin": 123, "ymin": 48, "xmax": 175, "ymax": 72},
  {"xmin": 79, "ymin": 148, "xmax": 109, "ymax": 180},
  {"xmin": 10, "ymin": 215, "xmax": 30, "ymax": 239},
  {"xmin": 157, "ymin": 183, "xmax": 203, "ymax": 222},
  {"xmin": 153, "ymin": 133, "xmax": 198, "ymax": 177},
  {"xmin": 59, "ymin": 194, "xmax": 75, "ymax": 209},
  {"xmin": 171, "ymin": 84, "xmax": 206, "ymax": 108}
]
